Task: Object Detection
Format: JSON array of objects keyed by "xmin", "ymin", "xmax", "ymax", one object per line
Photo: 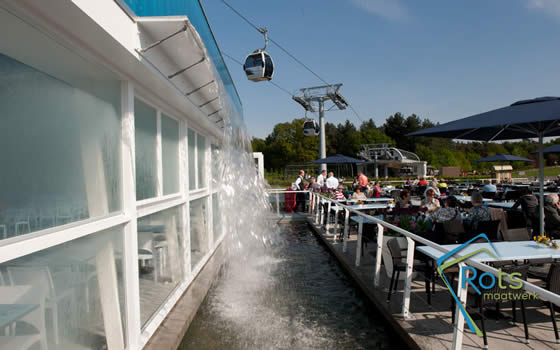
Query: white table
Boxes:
[
  {"xmin": 417, "ymin": 240, "xmax": 560, "ymax": 349},
  {"xmin": 486, "ymin": 202, "xmax": 518, "ymax": 210},
  {"xmin": 345, "ymin": 216, "xmax": 385, "ymax": 269},
  {"xmin": 347, "ymin": 203, "xmax": 394, "ymax": 210},
  {"xmin": 453, "ymin": 195, "xmax": 492, "ymax": 202},
  {"xmin": 344, "ymin": 198, "xmax": 393, "ymax": 203},
  {"xmin": 417, "ymin": 240, "xmax": 560, "ymax": 263}
]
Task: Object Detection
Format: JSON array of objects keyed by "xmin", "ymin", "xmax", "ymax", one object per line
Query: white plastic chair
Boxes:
[
  {"xmin": 0, "ymin": 285, "xmax": 48, "ymax": 350},
  {"xmin": 38, "ymin": 207, "xmax": 56, "ymax": 229},
  {"xmin": 0, "ymin": 224, "xmax": 6, "ymax": 240},
  {"xmin": 14, "ymin": 210, "xmax": 31, "ymax": 235},
  {"xmin": 7, "ymin": 266, "xmax": 75, "ymax": 345}
]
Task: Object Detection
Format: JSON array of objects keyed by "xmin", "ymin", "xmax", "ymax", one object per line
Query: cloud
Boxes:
[
  {"xmin": 351, "ymin": 0, "xmax": 408, "ymax": 20},
  {"xmin": 526, "ymin": 0, "xmax": 560, "ymax": 18}
]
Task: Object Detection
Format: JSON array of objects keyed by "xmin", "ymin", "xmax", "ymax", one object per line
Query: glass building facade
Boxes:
[{"xmin": 0, "ymin": 1, "xmax": 235, "ymax": 349}]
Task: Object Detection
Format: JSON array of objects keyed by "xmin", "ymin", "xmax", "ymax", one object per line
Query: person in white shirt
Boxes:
[
  {"xmin": 326, "ymin": 172, "xmax": 339, "ymax": 190},
  {"xmin": 294, "ymin": 170, "xmax": 305, "ymax": 211},
  {"xmin": 317, "ymin": 169, "xmax": 327, "ymax": 188}
]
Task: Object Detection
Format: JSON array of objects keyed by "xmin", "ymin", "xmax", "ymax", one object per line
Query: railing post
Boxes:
[
  {"xmin": 315, "ymin": 197, "xmax": 320, "ymax": 224},
  {"xmin": 333, "ymin": 205, "xmax": 340, "ymax": 238},
  {"xmin": 452, "ymin": 263, "xmax": 467, "ymax": 350},
  {"xmin": 402, "ymin": 237, "xmax": 415, "ymax": 318},
  {"xmin": 276, "ymin": 192, "xmax": 280, "ymax": 216},
  {"xmin": 309, "ymin": 193, "xmax": 314, "ymax": 214},
  {"xmin": 320, "ymin": 199, "xmax": 324, "ymax": 226},
  {"xmin": 342, "ymin": 209, "xmax": 350, "ymax": 252},
  {"xmin": 374, "ymin": 223, "xmax": 384, "ymax": 287},
  {"xmin": 355, "ymin": 219, "xmax": 363, "ymax": 266},
  {"xmin": 326, "ymin": 201, "xmax": 332, "ymax": 231}
]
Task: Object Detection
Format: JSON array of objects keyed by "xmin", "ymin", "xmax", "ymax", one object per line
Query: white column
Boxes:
[
  {"xmin": 180, "ymin": 119, "xmax": 191, "ymax": 279},
  {"xmin": 155, "ymin": 111, "xmax": 163, "ymax": 197},
  {"xmin": 120, "ymin": 81, "xmax": 141, "ymax": 349}
]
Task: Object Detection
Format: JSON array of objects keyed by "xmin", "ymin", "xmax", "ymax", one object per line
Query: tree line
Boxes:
[{"xmin": 251, "ymin": 113, "xmax": 560, "ymax": 173}]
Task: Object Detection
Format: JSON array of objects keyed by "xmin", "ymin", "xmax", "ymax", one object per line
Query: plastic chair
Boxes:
[
  {"xmin": 0, "ymin": 285, "xmax": 48, "ymax": 350},
  {"xmin": 544, "ymin": 263, "xmax": 560, "ymax": 344},
  {"xmin": 502, "ymin": 227, "xmax": 530, "ymax": 241},
  {"xmin": 386, "ymin": 238, "xmax": 431, "ymax": 304},
  {"xmin": 468, "ymin": 265, "xmax": 530, "ymax": 347},
  {"xmin": 7, "ymin": 266, "xmax": 75, "ymax": 345}
]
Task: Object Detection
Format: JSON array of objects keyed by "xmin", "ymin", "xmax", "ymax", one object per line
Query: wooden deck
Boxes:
[{"xmin": 306, "ymin": 216, "xmax": 560, "ymax": 350}]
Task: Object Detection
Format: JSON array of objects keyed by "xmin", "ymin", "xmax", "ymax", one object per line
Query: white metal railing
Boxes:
[
  {"xmin": 306, "ymin": 191, "xmax": 560, "ymax": 350},
  {"xmin": 266, "ymin": 189, "xmax": 310, "ymax": 216}
]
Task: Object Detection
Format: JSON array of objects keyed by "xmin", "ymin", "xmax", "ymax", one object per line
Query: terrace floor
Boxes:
[{"xmin": 306, "ymin": 216, "xmax": 560, "ymax": 350}]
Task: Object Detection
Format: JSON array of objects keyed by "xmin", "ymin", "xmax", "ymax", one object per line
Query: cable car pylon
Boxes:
[{"xmin": 292, "ymin": 84, "xmax": 348, "ymax": 171}]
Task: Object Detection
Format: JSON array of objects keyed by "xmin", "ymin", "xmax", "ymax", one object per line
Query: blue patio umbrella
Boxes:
[
  {"xmin": 310, "ymin": 154, "xmax": 365, "ymax": 164},
  {"xmin": 473, "ymin": 154, "xmax": 534, "ymax": 163},
  {"xmin": 538, "ymin": 144, "xmax": 560, "ymax": 154},
  {"xmin": 408, "ymin": 96, "xmax": 560, "ymax": 235}
]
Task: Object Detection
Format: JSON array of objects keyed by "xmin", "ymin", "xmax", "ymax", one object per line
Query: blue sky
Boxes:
[{"xmin": 201, "ymin": 0, "xmax": 560, "ymax": 139}]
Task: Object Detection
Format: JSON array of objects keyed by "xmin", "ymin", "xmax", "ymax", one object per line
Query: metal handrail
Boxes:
[{"xmin": 307, "ymin": 191, "xmax": 560, "ymax": 350}]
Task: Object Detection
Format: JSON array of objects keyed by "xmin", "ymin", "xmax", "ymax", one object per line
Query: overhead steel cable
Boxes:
[
  {"xmin": 222, "ymin": 52, "xmax": 293, "ymax": 97},
  {"xmin": 221, "ymin": 0, "xmax": 365, "ymax": 123}
]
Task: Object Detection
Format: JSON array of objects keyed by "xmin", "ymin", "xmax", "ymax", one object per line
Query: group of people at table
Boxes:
[{"xmin": 296, "ymin": 169, "xmax": 560, "ymax": 240}]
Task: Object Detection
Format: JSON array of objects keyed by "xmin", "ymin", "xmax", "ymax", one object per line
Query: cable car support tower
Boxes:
[{"xmin": 292, "ymin": 84, "xmax": 348, "ymax": 171}]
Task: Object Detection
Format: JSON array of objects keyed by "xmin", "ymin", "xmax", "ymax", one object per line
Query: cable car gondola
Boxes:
[
  {"xmin": 303, "ymin": 119, "xmax": 320, "ymax": 136},
  {"xmin": 243, "ymin": 28, "xmax": 274, "ymax": 82}
]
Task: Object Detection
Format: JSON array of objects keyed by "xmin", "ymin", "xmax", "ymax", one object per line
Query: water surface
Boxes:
[{"xmin": 180, "ymin": 223, "xmax": 401, "ymax": 350}]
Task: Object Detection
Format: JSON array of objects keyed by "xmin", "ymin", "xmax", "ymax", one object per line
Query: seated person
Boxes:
[
  {"xmin": 371, "ymin": 181, "xmax": 383, "ymax": 198},
  {"xmin": 396, "ymin": 189, "xmax": 412, "ymax": 209},
  {"xmin": 309, "ymin": 177, "xmax": 321, "ymax": 192},
  {"xmin": 464, "ymin": 191, "xmax": 491, "ymax": 231},
  {"xmin": 482, "ymin": 180, "xmax": 497, "ymax": 193},
  {"xmin": 431, "ymin": 196, "xmax": 461, "ymax": 223},
  {"xmin": 544, "ymin": 194, "xmax": 560, "ymax": 238},
  {"xmin": 421, "ymin": 187, "xmax": 441, "ymax": 213},
  {"xmin": 334, "ymin": 185, "xmax": 346, "ymax": 200},
  {"xmin": 418, "ymin": 177, "xmax": 428, "ymax": 186},
  {"xmin": 512, "ymin": 187, "xmax": 539, "ymax": 233},
  {"xmin": 351, "ymin": 187, "xmax": 367, "ymax": 200}
]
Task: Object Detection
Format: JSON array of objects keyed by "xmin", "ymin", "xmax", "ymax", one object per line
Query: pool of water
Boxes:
[{"xmin": 179, "ymin": 223, "xmax": 402, "ymax": 350}]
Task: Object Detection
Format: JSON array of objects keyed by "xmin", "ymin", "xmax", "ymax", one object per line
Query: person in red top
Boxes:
[
  {"xmin": 418, "ymin": 177, "xmax": 428, "ymax": 186},
  {"xmin": 358, "ymin": 171, "xmax": 368, "ymax": 190}
]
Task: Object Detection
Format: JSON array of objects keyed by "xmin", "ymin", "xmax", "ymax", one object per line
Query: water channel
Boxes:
[{"xmin": 179, "ymin": 223, "xmax": 403, "ymax": 349}]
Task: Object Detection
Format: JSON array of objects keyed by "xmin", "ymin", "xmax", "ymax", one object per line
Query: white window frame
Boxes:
[{"xmin": 0, "ymin": 73, "xmax": 223, "ymax": 350}]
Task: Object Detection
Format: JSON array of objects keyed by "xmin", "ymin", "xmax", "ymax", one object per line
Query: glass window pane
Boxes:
[
  {"xmin": 1, "ymin": 227, "xmax": 126, "ymax": 348},
  {"xmin": 137, "ymin": 207, "xmax": 184, "ymax": 326},
  {"xmin": 161, "ymin": 114, "xmax": 179, "ymax": 195},
  {"xmin": 134, "ymin": 99, "xmax": 157, "ymax": 200},
  {"xmin": 197, "ymin": 134, "xmax": 206, "ymax": 188},
  {"xmin": 212, "ymin": 193, "xmax": 221, "ymax": 242},
  {"xmin": 190, "ymin": 197, "xmax": 208, "ymax": 267},
  {"xmin": 0, "ymin": 53, "xmax": 121, "ymax": 240},
  {"xmin": 188, "ymin": 128, "xmax": 196, "ymax": 190}
]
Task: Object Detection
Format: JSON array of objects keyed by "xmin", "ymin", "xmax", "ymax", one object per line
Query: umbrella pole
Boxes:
[{"xmin": 539, "ymin": 132, "xmax": 545, "ymax": 236}]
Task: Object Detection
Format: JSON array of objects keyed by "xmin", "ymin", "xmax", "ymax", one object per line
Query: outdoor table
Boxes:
[
  {"xmin": 486, "ymin": 202, "xmax": 518, "ymax": 210},
  {"xmin": 347, "ymin": 203, "xmax": 394, "ymax": 210},
  {"xmin": 416, "ymin": 240, "xmax": 560, "ymax": 349},
  {"xmin": 417, "ymin": 240, "xmax": 560, "ymax": 263},
  {"xmin": 349, "ymin": 215, "xmax": 384, "ymax": 267},
  {"xmin": 0, "ymin": 304, "xmax": 38, "ymax": 332},
  {"xmin": 453, "ymin": 195, "xmax": 492, "ymax": 202},
  {"xmin": 344, "ymin": 198, "xmax": 393, "ymax": 203}
]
